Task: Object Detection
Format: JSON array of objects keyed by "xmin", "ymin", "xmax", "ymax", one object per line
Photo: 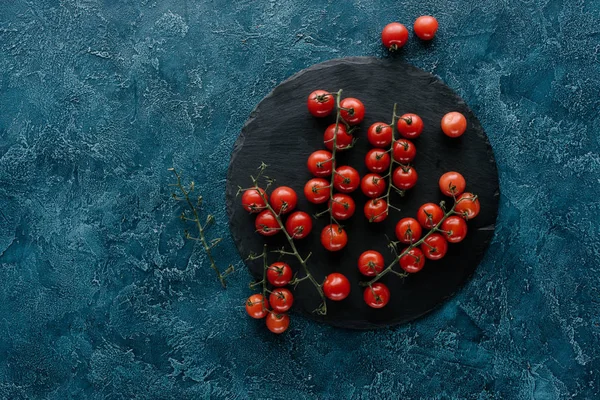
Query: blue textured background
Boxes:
[{"xmin": 0, "ymin": 0, "xmax": 598, "ymax": 398}]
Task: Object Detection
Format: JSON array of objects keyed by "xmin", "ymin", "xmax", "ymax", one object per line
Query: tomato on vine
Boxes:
[
  {"xmin": 392, "ymin": 139, "xmax": 416, "ymax": 164},
  {"xmin": 255, "ymin": 210, "xmax": 280, "ymax": 236},
  {"xmin": 392, "ymin": 165, "xmax": 418, "ymax": 190},
  {"xmin": 270, "ymin": 186, "xmax": 297, "ymax": 215},
  {"xmin": 245, "ymin": 294, "xmax": 269, "ymax": 319},
  {"xmin": 441, "ymin": 112, "xmax": 467, "ymax": 138},
  {"xmin": 439, "ymin": 171, "xmax": 466, "ymax": 197},
  {"xmin": 266, "ymin": 312, "xmax": 290, "ymax": 334},
  {"xmin": 397, "ymin": 113, "xmax": 423, "ymax": 139},
  {"xmin": 323, "ymin": 273, "xmax": 351, "ymax": 301},
  {"xmin": 365, "ymin": 148, "xmax": 391, "ymax": 173},
  {"xmin": 417, "ymin": 203, "xmax": 444, "ymax": 229},
  {"xmin": 367, "ymin": 122, "xmax": 393, "ymax": 147},
  {"xmin": 333, "ymin": 166, "xmax": 360, "ymax": 193},
  {"xmin": 455, "ymin": 192, "xmax": 480, "ymax": 220},
  {"xmin": 364, "ymin": 199, "xmax": 388, "ymax": 222},
  {"xmin": 358, "ymin": 250, "xmax": 385, "ymax": 277},
  {"xmin": 395, "ymin": 217, "xmax": 422, "ymax": 244},
  {"xmin": 307, "ymin": 90, "xmax": 335, "ymax": 117},
  {"xmin": 381, "ymin": 22, "xmax": 409, "ymax": 50},
  {"xmin": 241, "ymin": 187, "xmax": 268, "ymax": 213},
  {"xmin": 307, "ymin": 150, "xmax": 333, "ymax": 177},
  {"xmin": 269, "ymin": 288, "xmax": 294, "ymax": 313},
  {"xmin": 339, "ymin": 98, "xmax": 365, "ymax": 125},
  {"xmin": 421, "ymin": 233, "xmax": 448, "ymax": 261},
  {"xmin": 267, "ymin": 262, "xmax": 293, "ymax": 287},
  {"xmin": 324, "ymin": 123, "xmax": 353, "ymax": 151},
  {"xmin": 285, "ymin": 211, "xmax": 313, "ymax": 239},
  {"xmin": 414, "ymin": 16, "xmax": 438, "ymax": 40},
  {"xmin": 441, "ymin": 216, "xmax": 468, "ymax": 243},
  {"xmin": 399, "ymin": 247, "xmax": 425, "ymax": 273},
  {"xmin": 304, "ymin": 178, "xmax": 330, "ymax": 204},
  {"xmin": 321, "ymin": 224, "xmax": 348, "ymax": 252},
  {"xmin": 364, "ymin": 283, "xmax": 390, "ymax": 309},
  {"xmin": 329, "ymin": 193, "xmax": 356, "ymax": 220},
  {"xmin": 361, "ymin": 173, "xmax": 386, "ymax": 198}
]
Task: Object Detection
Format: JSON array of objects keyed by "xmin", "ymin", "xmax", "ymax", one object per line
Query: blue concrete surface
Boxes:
[{"xmin": 0, "ymin": 0, "xmax": 598, "ymax": 398}]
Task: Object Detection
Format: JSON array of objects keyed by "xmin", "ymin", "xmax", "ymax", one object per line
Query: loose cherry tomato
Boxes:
[
  {"xmin": 241, "ymin": 187, "xmax": 268, "ymax": 213},
  {"xmin": 393, "ymin": 139, "xmax": 416, "ymax": 163},
  {"xmin": 417, "ymin": 203, "xmax": 444, "ymax": 229},
  {"xmin": 323, "ymin": 273, "xmax": 351, "ymax": 301},
  {"xmin": 307, "ymin": 90, "xmax": 335, "ymax": 117},
  {"xmin": 330, "ymin": 193, "xmax": 356, "ymax": 220},
  {"xmin": 339, "ymin": 98, "xmax": 365, "ymax": 125},
  {"xmin": 266, "ymin": 312, "xmax": 290, "ymax": 334},
  {"xmin": 324, "ymin": 123, "xmax": 353, "ymax": 151},
  {"xmin": 304, "ymin": 178, "xmax": 330, "ymax": 204},
  {"xmin": 367, "ymin": 122, "xmax": 393, "ymax": 147},
  {"xmin": 255, "ymin": 210, "xmax": 280, "ymax": 236},
  {"xmin": 441, "ymin": 112, "xmax": 467, "ymax": 138},
  {"xmin": 439, "ymin": 171, "xmax": 466, "ymax": 197},
  {"xmin": 246, "ymin": 294, "xmax": 269, "ymax": 319},
  {"xmin": 269, "ymin": 288, "xmax": 294, "ymax": 313},
  {"xmin": 267, "ymin": 262, "xmax": 293, "ymax": 287},
  {"xmin": 285, "ymin": 211, "xmax": 313, "ymax": 239},
  {"xmin": 365, "ymin": 148, "xmax": 391, "ymax": 173},
  {"xmin": 358, "ymin": 250, "xmax": 385, "ymax": 276},
  {"xmin": 421, "ymin": 233, "xmax": 448, "ymax": 260},
  {"xmin": 307, "ymin": 150, "xmax": 333, "ymax": 177},
  {"xmin": 364, "ymin": 283, "xmax": 390, "ymax": 309},
  {"xmin": 333, "ymin": 166, "xmax": 360, "ymax": 193},
  {"xmin": 364, "ymin": 199, "xmax": 388, "ymax": 222},
  {"xmin": 270, "ymin": 186, "xmax": 297, "ymax": 215},
  {"xmin": 392, "ymin": 165, "xmax": 418, "ymax": 190},
  {"xmin": 397, "ymin": 113, "xmax": 423, "ymax": 139},
  {"xmin": 455, "ymin": 192, "xmax": 480, "ymax": 220},
  {"xmin": 361, "ymin": 173, "xmax": 386, "ymax": 198},
  {"xmin": 381, "ymin": 22, "xmax": 409, "ymax": 50},
  {"xmin": 414, "ymin": 16, "xmax": 438, "ymax": 40},
  {"xmin": 320, "ymin": 224, "xmax": 348, "ymax": 252},
  {"xmin": 399, "ymin": 247, "xmax": 426, "ymax": 273},
  {"xmin": 395, "ymin": 217, "xmax": 422, "ymax": 244},
  {"xmin": 441, "ymin": 216, "xmax": 468, "ymax": 243}
]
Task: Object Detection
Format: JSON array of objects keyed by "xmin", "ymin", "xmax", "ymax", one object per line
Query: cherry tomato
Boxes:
[
  {"xmin": 267, "ymin": 262, "xmax": 293, "ymax": 287},
  {"xmin": 367, "ymin": 122, "xmax": 393, "ymax": 147},
  {"xmin": 381, "ymin": 22, "xmax": 409, "ymax": 50},
  {"xmin": 307, "ymin": 90, "xmax": 335, "ymax": 117},
  {"xmin": 255, "ymin": 210, "xmax": 280, "ymax": 236},
  {"xmin": 330, "ymin": 193, "xmax": 356, "ymax": 220},
  {"xmin": 399, "ymin": 247, "xmax": 426, "ymax": 273},
  {"xmin": 307, "ymin": 150, "xmax": 333, "ymax": 177},
  {"xmin": 339, "ymin": 98, "xmax": 365, "ymax": 125},
  {"xmin": 270, "ymin": 186, "xmax": 297, "ymax": 215},
  {"xmin": 269, "ymin": 288, "xmax": 294, "ymax": 313},
  {"xmin": 364, "ymin": 199, "xmax": 388, "ymax": 222},
  {"xmin": 417, "ymin": 203, "xmax": 444, "ymax": 229},
  {"xmin": 358, "ymin": 250, "xmax": 385, "ymax": 277},
  {"xmin": 241, "ymin": 187, "xmax": 268, "ymax": 213},
  {"xmin": 414, "ymin": 16, "xmax": 438, "ymax": 40},
  {"xmin": 324, "ymin": 123, "xmax": 353, "ymax": 151},
  {"xmin": 397, "ymin": 113, "xmax": 424, "ymax": 139},
  {"xmin": 392, "ymin": 166, "xmax": 418, "ymax": 190},
  {"xmin": 323, "ymin": 273, "xmax": 351, "ymax": 301},
  {"xmin": 395, "ymin": 217, "xmax": 422, "ymax": 244},
  {"xmin": 365, "ymin": 148, "xmax": 391, "ymax": 173},
  {"xmin": 364, "ymin": 283, "xmax": 390, "ymax": 309},
  {"xmin": 441, "ymin": 216, "xmax": 468, "ymax": 243},
  {"xmin": 455, "ymin": 192, "xmax": 480, "ymax": 220},
  {"xmin": 246, "ymin": 294, "xmax": 269, "ymax": 319},
  {"xmin": 421, "ymin": 233, "xmax": 448, "ymax": 260},
  {"xmin": 393, "ymin": 139, "xmax": 416, "ymax": 164},
  {"xmin": 360, "ymin": 173, "xmax": 386, "ymax": 198},
  {"xmin": 333, "ymin": 166, "xmax": 360, "ymax": 193},
  {"xmin": 285, "ymin": 211, "xmax": 313, "ymax": 239},
  {"xmin": 441, "ymin": 112, "xmax": 467, "ymax": 138},
  {"xmin": 439, "ymin": 171, "xmax": 466, "ymax": 197},
  {"xmin": 320, "ymin": 224, "xmax": 348, "ymax": 252},
  {"xmin": 304, "ymin": 178, "xmax": 330, "ymax": 204},
  {"xmin": 266, "ymin": 312, "xmax": 290, "ymax": 334}
]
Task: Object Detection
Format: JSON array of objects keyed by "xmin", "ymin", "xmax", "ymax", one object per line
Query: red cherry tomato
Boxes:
[
  {"xmin": 285, "ymin": 211, "xmax": 313, "ymax": 239},
  {"xmin": 392, "ymin": 139, "xmax": 417, "ymax": 164},
  {"xmin": 367, "ymin": 122, "xmax": 393, "ymax": 147},
  {"xmin": 441, "ymin": 112, "xmax": 467, "ymax": 138},
  {"xmin": 267, "ymin": 262, "xmax": 293, "ymax": 287},
  {"xmin": 304, "ymin": 178, "xmax": 330, "ymax": 204},
  {"xmin": 397, "ymin": 113, "xmax": 424, "ymax": 139},
  {"xmin": 266, "ymin": 312, "xmax": 290, "ymax": 334},
  {"xmin": 441, "ymin": 216, "xmax": 468, "ymax": 243},
  {"xmin": 323, "ymin": 273, "xmax": 351, "ymax": 301},
  {"xmin": 241, "ymin": 187, "xmax": 268, "ymax": 213},
  {"xmin": 269, "ymin": 288, "xmax": 294, "ymax": 313},
  {"xmin": 455, "ymin": 192, "xmax": 480, "ymax": 220},
  {"xmin": 417, "ymin": 203, "xmax": 444, "ymax": 229},
  {"xmin": 245, "ymin": 294, "xmax": 269, "ymax": 319},
  {"xmin": 395, "ymin": 217, "xmax": 422, "ymax": 244},
  {"xmin": 270, "ymin": 186, "xmax": 297, "ymax": 215},
  {"xmin": 307, "ymin": 150, "xmax": 333, "ymax": 177},
  {"xmin": 333, "ymin": 166, "xmax": 360, "ymax": 193},
  {"xmin": 255, "ymin": 210, "xmax": 280, "ymax": 236},
  {"xmin": 421, "ymin": 233, "xmax": 448, "ymax": 260},
  {"xmin": 339, "ymin": 98, "xmax": 365, "ymax": 125},
  {"xmin": 439, "ymin": 171, "xmax": 466, "ymax": 197},
  {"xmin": 392, "ymin": 166, "xmax": 418, "ymax": 190},
  {"xmin": 320, "ymin": 224, "xmax": 348, "ymax": 252},
  {"xmin": 364, "ymin": 199, "xmax": 388, "ymax": 222},
  {"xmin": 414, "ymin": 16, "xmax": 439, "ymax": 40},
  {"xmin": 358, "ymin": 250, "xmax": 385, "ymax": 277},
  {"xmin": 324, "ymin": 123, "xmax": 353, "ymax": 151},
  {"xmin": 365, "ymin": 148, "xmax": 391, "ymax": 173},
  {"xmin": 307, "ymin": 90, "xmax": 335, "ymax": 117},
  {"xmin": 364, "ymin": 283, "xmax": 390, "ymax": 309},
  {"xmin": 361, "ymin": 173, "xmax": 386, "ymax": 198},
  {"xmin": 381, "ymin": 22, "xmax": 409, "ymax": 50},
  {"xmin": 329, "ymin": 193, "xmax": 356, "ymax": 220},
  {"xmin": 399, "ymin": 247, "xmax": 426, "ymax": 273}
]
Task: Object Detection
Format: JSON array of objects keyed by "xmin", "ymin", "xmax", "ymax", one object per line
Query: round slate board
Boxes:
[{"xmin": 226, "ymin": 57, "xmax": 499, "ymax": 330}]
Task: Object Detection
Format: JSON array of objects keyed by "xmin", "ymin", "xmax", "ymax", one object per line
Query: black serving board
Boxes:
[{"xmin": 225, "ymin": 57, "xmax": 499, "ymax": 329}]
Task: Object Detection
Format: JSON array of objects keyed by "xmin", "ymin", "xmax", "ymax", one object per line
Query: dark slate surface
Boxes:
[
  {"xmin": 0, "ymin": 0, "xmax": 599, "ymax": 398},
  {"xmin": 226, "ymin": 57, "xmax": 499, "ymax": 329}
]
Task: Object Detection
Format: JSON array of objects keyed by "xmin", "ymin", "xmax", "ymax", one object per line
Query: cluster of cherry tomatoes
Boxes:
[{"xmin": 381, "ymin": 15, "xmax": 439, "ymax": 51}]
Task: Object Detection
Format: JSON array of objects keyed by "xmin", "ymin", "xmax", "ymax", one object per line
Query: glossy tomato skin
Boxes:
[
  {"xmin": 324, "ymin": 123, "xmax": 353, "ymax": 151},
  {"xmin": 241, "ymin": 187, "xmax": 268, "ymax": 213},
  {"xmin": 361, "ymin": 173, "xmax": 386, "ymax": 198},
  {"xmin": 270, "ymin": 186, "xmax": 297, "ymax": 215},
  {"xmin": 392, "ymin": 166, "xmax": 418, "ymax": 190},
  {"xmin": 367, "ymin": 122, "xmax": 393, "ymax": 147},
  {"xmin": 267, "ymin": 262, "xmax": 293, "ymax": 287},
  {"xmin": 421, "ymin": 233, "xmax": 448, "ymax": 260},
  {"xmin": 439, "ymin": 171, "xmax": 466, "ymax": 197},
  {"xmin": 323, "ymin": 273, "xmax": 351, "ymax": 301},
  {"xmin": 255, "ymin": 210, "xmax": 280, "ymax": 236},
  {"xmin": 307, "ymin": 90, "xmax": 335, "ymax": 117},
  {"xmin": 364, "ymin": 199, "xmax": 388, "ymax": 222},
  {"xmin": 358, "ymin": 250, "xmax": 385, "ymax": 276},
  {"xmin": 329, "ymin": 193, "xmax": 356, "ymax": 220},
  {"xmin": 333, "ymin": 166, "xmax": 360, "ymax": 193},
  {"xmin": 320, "ymin": 224, "xmax": 348, "ymax": 252},
  {"xmin": 455, "ymin": 192, "xmax": 480, "ymax": 220},
  {"xmin": 397, "ymin": 113, "xmax": 424, "ymax": 139},
  {"xmin": 395, "ymin": 217, "xmax": 422, "ymax": 244},
  {"xmin": 339, "ymin": 98, "xmax": 365, "ymax": 125},
  {"xmin": 441, "ymin": 112, "xmax": 467, "ymax": 138},
  {"xmin": 393, "ymin": 139, "xmax": 416, "ymax": 163},
  {"xmin": 399, "ymin": 247, "xmax": 426, "ymax": 273},
  {"xmin": 266, "ymin": 313, "xmax": 290, "ymax": 334},
  {"xmin": 269, "ymin": 288, "xmax": 294, "ymax": 313},
  {"xmin": 365, "ymin": 148, "xmax": 391, "ymax": 173},
  {"xmin": 246, "ymin": 294, "xmax": 269, "ymax": 319},
  {"xmin": 414, "ymin": 16, "xmax": 439, "ymax": 40},
  {"xmin": 441, "ymin": 216, "xmax": 468, "ymax": 243},
  {"xmin": 381, "ymin": 22, "xmax": 409, "ymax": 50},
  {"xmin": 364, "ymin": 283, "xmax": 390, "ymax": 309},
  {"xmin": 417, "ymin": 203, "xmax": 444, "ymax": 229},
  {"xmin": 304, "ymin": 178, "xmax": 330, "ymax": 204},
  {"xmin": 285, "ymin": 211, "xmax": 313, "ymax": 239},
  {"xmin": 307, "ymin": 150, "xmax": 333, "ymax": 177}
]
